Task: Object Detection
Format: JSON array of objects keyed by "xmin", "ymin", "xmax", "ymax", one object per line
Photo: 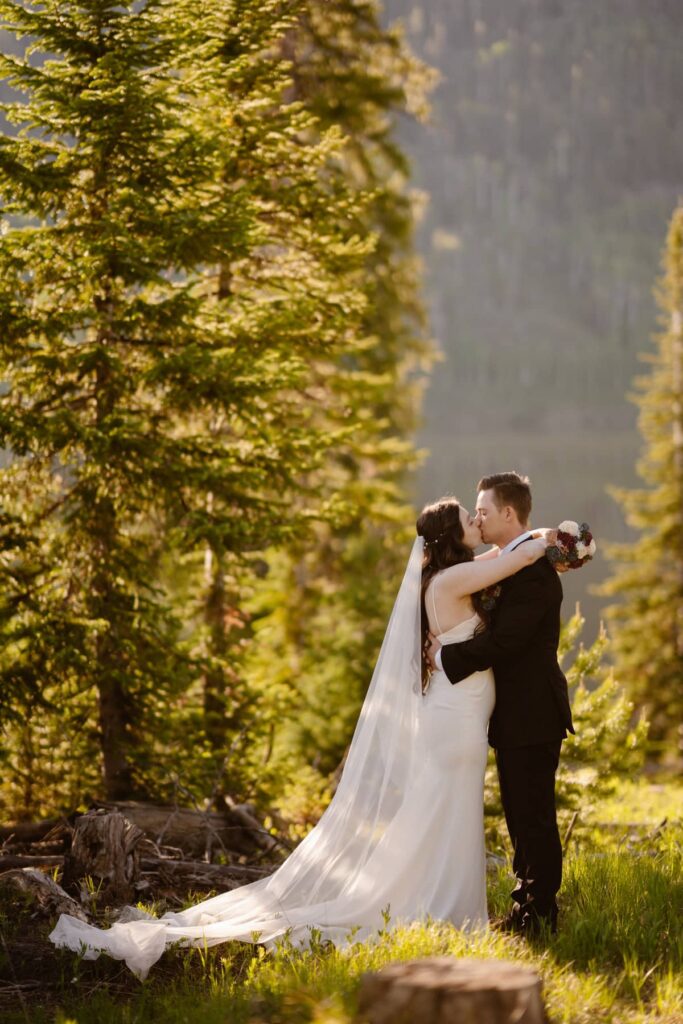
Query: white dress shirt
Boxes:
[{"xmin": 433, "ymin": 531, "xmax": 533, "ymax": 671}]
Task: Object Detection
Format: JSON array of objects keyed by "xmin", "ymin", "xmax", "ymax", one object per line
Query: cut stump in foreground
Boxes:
[{"xmin": 357, "ymin": 956, "xmax": 547, "ymax": 1024}]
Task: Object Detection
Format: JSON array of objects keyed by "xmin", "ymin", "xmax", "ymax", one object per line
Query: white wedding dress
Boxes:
[{"xmin": 49, "ymin": 540, "xmax": 495, "ymax": 978}]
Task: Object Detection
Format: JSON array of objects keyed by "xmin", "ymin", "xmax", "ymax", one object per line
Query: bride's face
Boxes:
[{"xmin": 459, "ymin": 505, "xmax": 483, "ymax": 549}]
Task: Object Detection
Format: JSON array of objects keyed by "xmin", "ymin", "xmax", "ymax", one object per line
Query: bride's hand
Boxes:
[
  {"xmin": 425, "ymin": 632, "xmax": 441, "ymax": 671},
  {"xmin": 527, "ymin": 537, "xmax": 549, "ymax": 561},
  {"xmin": 531, "ymin": 528, "xmax": 557, "ymax": 546}
]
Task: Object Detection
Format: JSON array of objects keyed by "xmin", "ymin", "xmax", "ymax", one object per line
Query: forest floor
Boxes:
[{"xmin": 1, "ymin": 776, "xmax": 681, "ymax": 1024}]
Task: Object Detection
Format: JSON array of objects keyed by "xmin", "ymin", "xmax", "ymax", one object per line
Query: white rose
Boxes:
[
  {"xmin": 575, "ymin": 541, "xmax": 588, "ymax": 559},
  {"xmin": 558, "ymin": 520, "xmax": 580, "ymax": 537},
  {"xmin": 587, "ymin": 539, "xmax": 597, "ymax": 557}
]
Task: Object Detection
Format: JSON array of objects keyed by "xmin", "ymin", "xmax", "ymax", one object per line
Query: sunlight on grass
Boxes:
[
  {"xmin": 586, "ymin": 778, "xmax": 683, "ymax": 827},
  {"xmin": 45, "ymin": 826, "xmax": 682, "ymax": 1024},
  {"xmin": 30, "ymin": 783, "xmax": 681, "ymax": 1024}
]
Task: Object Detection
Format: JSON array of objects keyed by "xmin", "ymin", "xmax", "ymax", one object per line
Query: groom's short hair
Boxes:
[{"xmin": 478, "ymin": 472, "xmax": 532, "ymax": 525}]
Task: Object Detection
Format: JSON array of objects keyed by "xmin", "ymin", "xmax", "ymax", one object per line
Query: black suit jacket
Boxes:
[{"xmin": 440, "ymin": 553, "xmax": 575, "ymax": 749}]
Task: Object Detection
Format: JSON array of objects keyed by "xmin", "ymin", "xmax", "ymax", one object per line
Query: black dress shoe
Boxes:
[
  {"xmin": 492, "ymin": 907, "xmax": 557, "ymax": 938},
  {"xmin": 490, "ymin": 912, "xmax": 524, "ymax": 934},
  {"xmin": 519, "ymin": 910, "xmax": 558, "ymax": 938}
]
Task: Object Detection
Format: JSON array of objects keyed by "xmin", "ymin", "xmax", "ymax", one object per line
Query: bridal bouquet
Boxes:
[
  {"xmin": 478, "ymin": 521, "xmax": 596, "ymax": 612},
  {"xmin": 546, "ymin": 521, "xmax": 596, "ymax": 570}
]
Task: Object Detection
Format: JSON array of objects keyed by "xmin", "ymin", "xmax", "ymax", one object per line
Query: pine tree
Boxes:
[
  {"xmin": 155, "ymin": 0, "xmax": 377, "ymax": 799},
  {"xmin": 0, "ymin": 0, "xmax": 372, "ymax": 812},
  {"xmin": 237, "ymin": 0, "xmax": 437, "ymax": 795},
  {"xmin": 600, "ymin": 206, "xmax": 683, "ymax": 756},
  {"xmin": 170, "ymin": 0, "xmax": 438, "ymax": 811}
]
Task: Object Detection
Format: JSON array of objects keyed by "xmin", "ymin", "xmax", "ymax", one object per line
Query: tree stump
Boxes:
[
  {"xmin": 62, "ymin": 810, "xmax": 144, "ymax": 905},
  {"xmin": 357, "ymin": 957, "xmax": 547, "ymax": 1024}
]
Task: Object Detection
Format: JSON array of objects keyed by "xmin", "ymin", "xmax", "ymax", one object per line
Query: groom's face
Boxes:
[{"xmin": 475, "ymin": 488, "xmax": 506, "ymax": 545}]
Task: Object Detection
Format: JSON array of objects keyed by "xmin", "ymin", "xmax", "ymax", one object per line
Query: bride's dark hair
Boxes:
[{"xmin": 416, "ymin": 496, "xmax": 489, "ymax": 692}]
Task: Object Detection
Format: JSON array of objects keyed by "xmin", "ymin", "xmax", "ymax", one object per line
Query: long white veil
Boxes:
[{"xmin": 50, "ymin": 538, "xmax": 425, "ymax": 978}]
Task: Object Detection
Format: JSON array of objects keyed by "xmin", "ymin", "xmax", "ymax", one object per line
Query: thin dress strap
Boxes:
[{"xmin": 429, "ymin": 574, "xmax": 443, "ymax": 636}]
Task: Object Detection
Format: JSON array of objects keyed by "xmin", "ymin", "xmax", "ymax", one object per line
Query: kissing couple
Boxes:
[{"xmin": 51, "ymin": 471, "xmax": 578, "ymax": 978}]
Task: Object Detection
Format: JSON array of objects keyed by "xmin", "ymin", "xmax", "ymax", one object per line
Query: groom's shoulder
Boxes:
[
  {"xmin": 497, "ymin": 562, "xmax": 558, "ymax": 615},
  {"xmin": 504, "ymin": 555, "xmax": 555, "ymax": 590},
  {"xmin": 519, "ymin": 556, "xmax": 563, "ymax": 597}
]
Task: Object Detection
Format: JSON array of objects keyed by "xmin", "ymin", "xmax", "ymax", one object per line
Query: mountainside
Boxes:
[
  {"xmin": 3, "ymin": 6, "xmax": 682, "ymax": 633},
  {"xmin": 386, "ymin": 0, "xmax": 683, "ymax": 633}
]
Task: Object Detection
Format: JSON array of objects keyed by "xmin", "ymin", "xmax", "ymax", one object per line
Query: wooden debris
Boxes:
[
  {"xmin": 140, "ymin": 857, "xmax": 269, "ymax": 880},
  {"xmin": 91, "ymin": 800, "xmax": 278, "ymax": 858},
  {"xmin": 0, "ymin": 817, "xmax": 72, "ymax": 846},
  {"xmin": 0, "ymin": 855, "xmax": 66, "ymax": 870},
  {"xmin": 62, "ymin": 810, "xmax": 144, "ymax": 905},
  {"xmin": 0, "ymin": 868, "xmax": 89, "ymax": 923},
  {"xmin": 0, "ymin": 852, "xmax": 269, "ymax": 880},
  {"xmin": 0, "ymin": 800, "xmax": 280, "ymax": 909}
]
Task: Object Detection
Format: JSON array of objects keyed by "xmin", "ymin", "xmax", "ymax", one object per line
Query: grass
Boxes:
[
  {"xmin": 3, "ymin": 780, "xmax": 682, "ymax": 1024},
  {"xmin": 583, "ymin": 777, "xmax": 682, "ymax": 827}
]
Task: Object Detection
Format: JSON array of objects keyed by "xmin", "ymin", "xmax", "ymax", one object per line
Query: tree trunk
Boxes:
[
  {"xmin": 357, "ymin": 957, "xmax": 547, "ymax": 1024},
  {"xmin": 90, "ymin": 325, "xmax": 137, "ymax": 801},
  {"xmin": 201, "ymin": 542, "xmax": 250, "ymax": 800},
  {"xmin": 202, "ymin": 545, "xmax": 230, "ymax": 753},
  {"xmin": 97, "ymin": 667, "xmax": 135, "ymax": 801}
]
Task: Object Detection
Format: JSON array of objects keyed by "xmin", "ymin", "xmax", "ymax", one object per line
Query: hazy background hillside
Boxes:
[
  {"xmin": 3, "ymin": 5, "xmax": 682, "ymax": 637},
  {"xmin": 386, "ymin": 0, "xmax": 683, "ymax": 637}
]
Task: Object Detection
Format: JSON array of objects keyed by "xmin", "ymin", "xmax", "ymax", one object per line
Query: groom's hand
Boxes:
[{"xmin": 426, "ymin": 632, "xmax": 441, "ymax": 671}]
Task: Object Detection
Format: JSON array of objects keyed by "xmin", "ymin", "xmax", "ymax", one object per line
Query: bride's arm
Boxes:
[
  {"xmin": 474, "ymin": 546, "xmax": 500, "ymax": 561},
  {"xmin": 472, "ymin": 531, "xmax": 554, "ymax": 563},
  {"xmin": 439, "ymin": 538, "xmax": 547, "ymax": 599}
]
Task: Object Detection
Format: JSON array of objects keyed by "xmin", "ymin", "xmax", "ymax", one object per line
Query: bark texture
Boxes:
[
  {"xmin": 357, "ymin": 957, "xmax": 547, "ymax": 1024},
  {"xmin": 62, "ymin": 810, "xmax": 144, "ymax": 904}
]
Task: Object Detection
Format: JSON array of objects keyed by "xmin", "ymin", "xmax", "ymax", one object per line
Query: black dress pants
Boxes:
[{"xmin": 495, "ymin": 740, "xmax": 563, "ymax": 924}]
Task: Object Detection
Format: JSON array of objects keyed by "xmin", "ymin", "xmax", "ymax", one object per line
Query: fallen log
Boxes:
[
  {"xmin": 91, "ymin": 800, "xmax": 278, "ymax": 858},
  {"xmin": 0, "ymin": 817, "xmax": 71, "ymax": 846},
  {"xmin": 140, "ymin": 857, "xmax": 271, "ymax": 881},
  {"xmin": 145, "ymin": 858, "xmax": 271, "ymax": 877},
  {"xmin": 0, "ymin": 855, "xmax": 65, "ymax": 870},
  {"xmin": 357, "ymin": 957, "xmax": 547, "ymax": 1024},
  {"xmin": 0, "ymin": 868, "xmax": 89, "ymax": 923},
  {"xmin": 0, "ymin": 852, "xmax": 271, "ymax": 879}
]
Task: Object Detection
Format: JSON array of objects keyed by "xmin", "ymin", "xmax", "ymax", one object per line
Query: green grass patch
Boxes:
[
  {"xmin": 584, "ymin": 778, "xmax": 683, "ymax": 828},
  {"xmin": 19, "ymin": 826, "xmax": 678, "ymax": 1024},
  {"xmin": 5, "ymin": 778, "xmax": 681, "ymax": 1024}
]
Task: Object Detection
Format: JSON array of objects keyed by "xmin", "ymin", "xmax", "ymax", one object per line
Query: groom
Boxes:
[{"xmin": 428, "ymin": 471, "xmax": 574, "ymax": 936}]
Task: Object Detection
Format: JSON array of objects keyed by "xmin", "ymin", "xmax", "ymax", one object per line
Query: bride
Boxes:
[{"xmin": 49, "ymin": 496, "xmax": 549, "ymax": 978}]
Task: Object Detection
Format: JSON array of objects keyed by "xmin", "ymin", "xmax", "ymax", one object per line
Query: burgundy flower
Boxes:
[{"xmin": 548, "ymin": 520, "xmax": 595, "ymax": 572}]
